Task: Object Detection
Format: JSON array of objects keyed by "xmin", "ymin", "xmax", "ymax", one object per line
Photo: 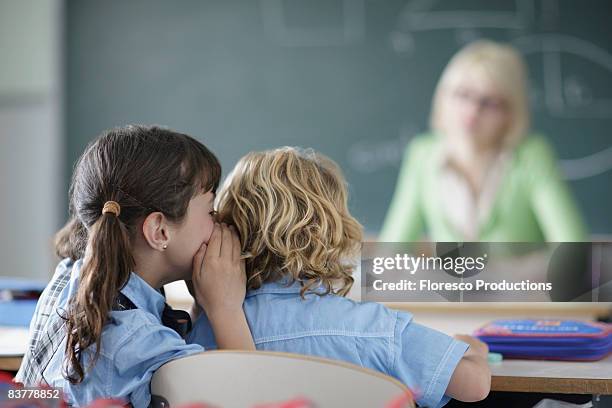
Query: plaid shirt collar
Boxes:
[{"xmin": 119, "ymin": 270, "xmax": 166, "ymax": 320}]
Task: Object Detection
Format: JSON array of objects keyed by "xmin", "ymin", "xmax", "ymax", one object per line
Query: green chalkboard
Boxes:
[{"xmin": 66, "ymin": 0, "xmax": 612, "ymax": 234}]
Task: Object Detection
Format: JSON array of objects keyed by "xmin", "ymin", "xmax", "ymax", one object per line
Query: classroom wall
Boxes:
[{"xmin": 0, "ymin": 0, "xmax": 63, "ymax": 280}]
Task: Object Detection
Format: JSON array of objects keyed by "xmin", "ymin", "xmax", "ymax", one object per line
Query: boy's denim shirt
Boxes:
[
  {"xmin": 21, "ymin": 259, "xmax": 203, "ymax": 407},
  {"xmin": 188, "ymin": 279, "xmax": 469, "ymax": 408}
]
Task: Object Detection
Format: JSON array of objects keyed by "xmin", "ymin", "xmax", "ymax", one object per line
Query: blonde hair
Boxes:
[
  {"xmin": 430, "ymin": 40, "xmax": 530, "ymax": 148},
  {"xmin": 216, "ymin": 147, "xmax": 363, "ymax": 297}
]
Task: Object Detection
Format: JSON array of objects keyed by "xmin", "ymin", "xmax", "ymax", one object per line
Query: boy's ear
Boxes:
[{"xmin": 141, "ymin": 212, "xmax": 170, "ymax": 251}]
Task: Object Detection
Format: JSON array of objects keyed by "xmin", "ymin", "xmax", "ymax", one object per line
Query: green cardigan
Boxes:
[{"xmin": 380, "ymin": 133, "xmax": 588, "ymax": 242}]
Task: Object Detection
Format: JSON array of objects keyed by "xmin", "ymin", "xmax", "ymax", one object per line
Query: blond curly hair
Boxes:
[{"xmin": 216, "ymin": 147, "xmax": 363, "ymax": 297}]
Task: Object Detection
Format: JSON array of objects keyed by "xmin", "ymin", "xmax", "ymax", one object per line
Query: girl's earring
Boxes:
[{"xmin": 162, "ymin": 244, "xmax": 168, "ymax": 250}]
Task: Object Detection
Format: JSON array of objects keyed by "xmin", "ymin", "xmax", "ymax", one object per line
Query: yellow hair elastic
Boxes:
[{"xmin": 102, "ymin": 201, "xmax": 121, "ymax": 217}]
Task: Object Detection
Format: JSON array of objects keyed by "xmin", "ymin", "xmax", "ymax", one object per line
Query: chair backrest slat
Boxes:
[{"xmin": 151, "ymin": 350, "xmax": 412, "ymax": 408}]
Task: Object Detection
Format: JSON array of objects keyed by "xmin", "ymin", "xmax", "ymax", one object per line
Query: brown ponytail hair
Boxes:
[{"xmin": 58, "ymin": 125, "xmax": 220, "ymax": 383}]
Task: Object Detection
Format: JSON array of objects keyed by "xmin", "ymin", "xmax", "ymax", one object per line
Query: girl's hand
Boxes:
[
  {"xmin": 192, "ymin": 223, "xmax": 246, "ymax": 317},
  {"xmin": 191, "ymin": 223, "xmax": 254, "ymax": 350}
]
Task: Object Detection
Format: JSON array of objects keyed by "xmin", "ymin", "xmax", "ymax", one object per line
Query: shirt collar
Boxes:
[
  {"xmin": 71, "ymin": 259, "xmax": 166, "ymax": 319},
  {"xmin": 246, "ymin": 278, "xmax": 328, "ymax": 298},
  {"xmin": 119, "ymin": 272, "xmax": 166, "ymax": 319}
]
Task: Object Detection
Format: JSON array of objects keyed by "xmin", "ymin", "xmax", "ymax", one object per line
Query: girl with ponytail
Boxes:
[{"xmin": 16, "ymin": 125, "xmax": 254, "ymax": 407}]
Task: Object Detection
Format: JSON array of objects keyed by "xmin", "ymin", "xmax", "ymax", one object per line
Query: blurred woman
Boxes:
[{"xmin": 380, "ymin": 40, "xmax": 587, "ymax": 242}]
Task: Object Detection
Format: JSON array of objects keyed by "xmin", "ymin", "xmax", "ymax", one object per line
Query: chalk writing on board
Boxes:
[
  {"xmin": 390, "ymin": 0, "xmax": 534, "ymax": 54},
  {"xmin": 513, "ymin": 34, "xmax": 612, "ymax": 179},
  {"xmin": 347, "ymin": 125, "xmax": 416, "ymax": 173},
  {"xmin": 514, "ymin": 34, "xmax": 612, "ymax": 119},
  {"xmin": 560, "ymin": 146, "xmax": 612, "ymax": 181},
  {"xmin": 260, "ymin": 0, "xmax": 365, "ymax": 47}
]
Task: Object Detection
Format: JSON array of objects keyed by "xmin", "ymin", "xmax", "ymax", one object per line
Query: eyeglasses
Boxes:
[{"xmin": 451, "ymin": 88, "xmax": 507, "ymax": 112}]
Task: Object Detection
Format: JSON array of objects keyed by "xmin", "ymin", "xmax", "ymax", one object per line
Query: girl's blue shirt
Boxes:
[
  {"xmin": 38, "ymin": 259, "xmax": 203, "ymax": 407},
  {"xmin": 187, "ymin": 279, "xmax": 469, "ymax": 408}
]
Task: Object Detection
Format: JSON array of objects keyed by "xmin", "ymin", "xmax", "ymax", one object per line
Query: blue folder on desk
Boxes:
[
  {"xmin": 475, "ymin": 319, "xmax": 612, "ymax": 361},
  {"xmin": 0, "ymin": 278, "xmax": 46, "ymax": 327},
  {"xmin": 0, "ymin": 300, "xmax": 38, "ymax": 327}
]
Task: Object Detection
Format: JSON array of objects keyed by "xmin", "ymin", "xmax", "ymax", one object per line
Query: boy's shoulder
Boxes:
[
  {"xmin": 331, "ymin": 296, "xmax": 415, "ymax": 334},
  {"xmin": 248, "ymin": 289, "xmax": 411, "ymax": 337}
]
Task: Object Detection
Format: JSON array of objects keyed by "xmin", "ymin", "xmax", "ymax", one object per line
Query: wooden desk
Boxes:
[
  {"xmin": 0, "ymin": 356, "xmax": 22, "ymax": 371},
  {"xmin": 490, "ymin": 355, "xmax": 611, "ymax": 394},
  {"xmin": 0, "ymin": 327, "xmax": 28, "ymax": 371},
  {"xmin": 389, "ymin": 304, "xmax": 612, "ymax": 395}
]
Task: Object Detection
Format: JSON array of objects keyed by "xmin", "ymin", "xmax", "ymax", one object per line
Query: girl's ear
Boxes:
[{"xmin": 141, "ymin": 212, "xmax": 170, "ymax": 251}]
